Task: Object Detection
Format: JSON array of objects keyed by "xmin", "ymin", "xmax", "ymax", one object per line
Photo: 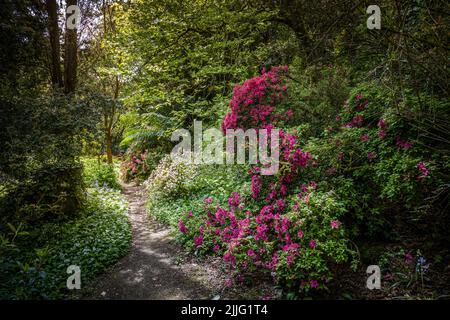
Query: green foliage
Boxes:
[
  {"xmin": 0, "ymin": 187, "xmax": 131, "ymax": 299},
  {"xmin": 0, "ymin": 91, "xmax": 100, "ymax": 225},
  {"xmin": 302, "ymin": 81, "xmax": 447, "ymax": 239},
  {"xmin": 273, "ymin": 191, "xmax": 357, "ymax": 295},
  {"xmin": 82, "ymin": 157, "xmax": 121, "ymax": 190},
  {"xmin": 145, "ymin": 157, "xmax": 250, "ymax": 226}
]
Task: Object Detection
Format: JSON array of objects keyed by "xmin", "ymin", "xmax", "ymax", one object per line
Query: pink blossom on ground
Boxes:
[{"xmin": 224, "ymin": 278, "xmax": 233, "ymax": 287}]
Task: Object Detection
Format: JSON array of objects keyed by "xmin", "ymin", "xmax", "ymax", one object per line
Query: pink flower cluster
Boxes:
[
  {"xmin": 416, "ymin": 162, "xmax": 429, "ymax": 180},
  {"xmin": 221, "ymin": 66, "xmax": 292, "ymax": 132},
  {"xmin": 396, "ymin": 138, "xmax": 413, "ymax": 150},
  {"xmin": 344, "ymin": 115, "xmax": 364, "ymax": 128},
  {"xmin": 125, "ymin": 150, "xmax": 148, "ymax": 177}
]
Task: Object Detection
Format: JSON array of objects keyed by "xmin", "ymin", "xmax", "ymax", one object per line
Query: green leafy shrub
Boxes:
[
  {"xmin": 302, "ymin": 82, "xmax": 443, "ymax": 238},
  {"xmin": 82, "ymin": 157, "xmax": 121, "ymax": 190},
  {"xmin": 144, "ymin": 154, "xmax": 200, "ymax": 200},
  {"xmin": 145, "ymin": 156, "xmax": 250, "ymax": 226}
]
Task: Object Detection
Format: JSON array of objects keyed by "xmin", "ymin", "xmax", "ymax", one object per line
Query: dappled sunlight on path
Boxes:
[{"xmin": 84, "ymin": 183, "xmax": 214, "ymax": 300}]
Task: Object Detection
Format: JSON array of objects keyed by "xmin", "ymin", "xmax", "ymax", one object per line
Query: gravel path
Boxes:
[{"xmin": 84, "ymin": 183, "xmax": 217, "ymax": 300}]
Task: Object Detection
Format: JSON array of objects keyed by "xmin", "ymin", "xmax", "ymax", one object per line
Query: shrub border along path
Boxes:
[{"xmin": 83, "ymin": 183, "xmax": 220, "ymax": 299}]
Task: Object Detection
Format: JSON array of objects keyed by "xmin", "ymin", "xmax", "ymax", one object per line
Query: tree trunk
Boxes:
[
  {"xmin": 64, "ymin": 0, "xmax": 78, "ymax": 94},
  {"xmin": 106, "ymin": 132, "xmax": 113, "ymax": 164},
  {"xmin": 46, "ymin": 0, "xmax": 63, "ymax": 87}
]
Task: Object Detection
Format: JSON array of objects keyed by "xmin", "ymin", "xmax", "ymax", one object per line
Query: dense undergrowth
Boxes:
[{"xmin": 0, "ymin": 160, "xmax": 131, "ymax": 299}]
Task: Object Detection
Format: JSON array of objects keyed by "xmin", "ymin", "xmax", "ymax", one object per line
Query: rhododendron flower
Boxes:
[
  {"xmin": 297, "ymin": 230, "xmax": 304, "ymax": 238},
  {"xmin": 330, "ymin": 220, "xmax": 340, "ymax": 229},
  {"xmin": 247, "ymin": 249, "xmax": 255, "ymax": 257},
  {"xmin": 417, "ymin": 162, "xmax": 429, "ymax": 179},
  {"xmin": 228, "ymin": 192, "xmax": 241, "ymax": 208},
  {"xmin": 337, "ymin": 152, "xmax": 344, "ymax": 162},
  {"xmin": 252, "ymin": 175, "xmax": 262, "ymax": 199},
  {"xmin": 224, "ymin": 278, "xmax": 233, "ymax": 287},
  {"xmin": 355, "ymin": 93, "xmax": 363, "ymax": 101},
  {"xmin": 194, "ymin": 235, "xmax": 203, "ymax": 247},
  {"xmin": 360, "ymin": 134, "xmax": 369, "ymax": 142},
  {"xmin": 178, "ymin": 219, "xmax": 188, "ymax": 234},
  {"xmin": 351, "ymin": 115, "xmax": 364, "ymax": 127},
  {"xmin": 309, "ymin": 239, "xmax": 317, "ymax": 249},
  {"xmin": 255, "ymin": 223, "xmax": 268, "ymax": 241},
  {"xmin": 396, "ymin": 139, "xmax": 413, "ymax": 150},
  {"xmin": 283, "ymin": 243, "xmax": 300, "ymax": 252},
  {"xmin": 310, "ymin": 280, "xmax": 318, "ymax": 288},
  {"xmin": 405, "ymin": 252, "xmax": 414, "ymax": 264},
  {"xmin": 326, "ymin": 166, "xmax": 337, "ymax": 175},
  {"xmin": 188, "ymin": 211, "xmax": 193, "ymax": 218},
  {"xmin": 213, "ymin": 244, "xmax": 220, "ymax": 252},
  {"xmin": 224, "ymin": 251, "xmax": 236, "ymax": 265},
  {"xmin": 367, "ymin": 152, "xmax": 376, "ymax": 160},
  {"xmin": 204, "ymin": 197, "xmax": 213, "ymax": 204},
  {"xmin": 303, "ymin": 194, "xmax": 310, "ymax": 204},
  {"xmin": 275, "ymin": 199, "xmax": 285, "ymax": 212},
  {"xmin": 335, "ymin": 115, "xmax": 341, "ymax": 121},
  {"xmin": 378, "ymin": 119, "xmax": 387, "ymax": 128},
  {"xmin": 287, "ymin": 255, "xmax": 293, "ymax": 267},
  {"xmin": 358, "ymin": 100, "xmax": 369, "ymax": 110},
  {"xmin": 377, "ymin": 130, "xmax": 386, "ymax": 139}
]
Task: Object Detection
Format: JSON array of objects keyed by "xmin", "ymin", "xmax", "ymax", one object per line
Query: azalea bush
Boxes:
[
  {"xmin": 178, "ymin": 190, "xmax": 357, "ymax": 294},
  {"xmin": 222, "ymin": 65, "xmax": 293, "ymax": 131},
  {"xmin": 121, "ymin": 150, "xmax": 150, "ymax": 182},
  {"xmin": 175, "ymin": 66, "xmax": 357, "ymax": 296},
  {"xmin": 303, "ymin": 82, "xmax": 441, "ymax": 237}
]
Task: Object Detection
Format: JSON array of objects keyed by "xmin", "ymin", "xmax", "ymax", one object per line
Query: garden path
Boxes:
[{"xmin": 84, "ymin": 183, "xmax": 216, "ymax": 300}]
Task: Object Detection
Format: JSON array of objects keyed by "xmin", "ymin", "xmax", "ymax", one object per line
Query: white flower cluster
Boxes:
[{"xmin": 144, "ymin": 154, "xmax": 199, "ymax": 199}]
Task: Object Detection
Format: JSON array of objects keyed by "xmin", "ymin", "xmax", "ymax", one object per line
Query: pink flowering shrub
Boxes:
[
  {"xmin": 178, "ymin": 190, "xmax": 356, "ymax": 294},
  {"xmin": 222, "ymin": 66, "xmax": 293, "ymax": 132},
  {"xmin": 121, "ymin": 150, "xmax": 149, "ymax": 182},
  {"xmin": 177, "ymin": 67, "xmax": 356, "ymax": 295},
  {"xmin": 304, "ymin": 82, "xmax": 436, "ymax": 236}
]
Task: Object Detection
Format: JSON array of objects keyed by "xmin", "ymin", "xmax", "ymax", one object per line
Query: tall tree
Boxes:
[
  {"xmin": 64, "ymin": 0, "xmax": 78, "ymax": 94},
  {"xmin": 45, "ymin": 0, "xmax": 63, "ymax": 87}
]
